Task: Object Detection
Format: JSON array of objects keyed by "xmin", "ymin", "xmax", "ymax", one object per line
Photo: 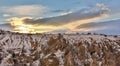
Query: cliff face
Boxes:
[{"xmin": 0, "ymin": 31, "xmax": 120, "ymax": 66}]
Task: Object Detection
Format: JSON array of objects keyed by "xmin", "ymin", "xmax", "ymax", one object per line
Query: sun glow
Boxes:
[
  {"xmin": 7, "ymin": 17, "xmax": 59, "ymax": 33},
  {"xmin": 7, "ymin": 14, "xmax": 109, "ymax": 33}
]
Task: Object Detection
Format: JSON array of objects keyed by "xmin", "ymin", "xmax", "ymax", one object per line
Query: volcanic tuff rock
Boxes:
[{"xmin": 0, "ymin": 31, "xmax": 120, "ymax": 66}]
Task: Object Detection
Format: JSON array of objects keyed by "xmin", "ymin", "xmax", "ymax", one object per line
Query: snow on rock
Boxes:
[
  {"xmin": 54, "ymin": 49, "xmax": 65, "ymax": 66},
  {"xmin": 0, "ymin": 31, "xmax": 120, "ymax": 66}
]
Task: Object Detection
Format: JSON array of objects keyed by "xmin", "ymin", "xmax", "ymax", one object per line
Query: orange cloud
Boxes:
[
  {"xmin": 6, "ymin": 13, "xmax": 109, "ymax": 33},
  {"xmin": 61, "ymin": 14, "xmax": 109, "ymax": 30}
]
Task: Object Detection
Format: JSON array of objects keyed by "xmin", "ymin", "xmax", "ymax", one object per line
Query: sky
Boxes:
[{"xmin": 0, "ymin": 0, "xmax": 120, "ymax": 35}]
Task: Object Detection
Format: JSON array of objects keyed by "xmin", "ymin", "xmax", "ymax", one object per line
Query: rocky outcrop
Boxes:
[{"xmin": 0, "ymin": 31, "xmax": 120, "ymax": 66}]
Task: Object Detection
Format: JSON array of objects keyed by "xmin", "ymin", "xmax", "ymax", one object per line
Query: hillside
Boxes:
[{"xmin": 0, "ymin": 30, "xmax": 120, "ymax": 66}]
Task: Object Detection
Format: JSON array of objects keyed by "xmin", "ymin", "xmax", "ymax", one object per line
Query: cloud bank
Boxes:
[
  {"xmin": 22, "ymin": 4, "xmax": 110, "ymax": 26},
  {"xmin": 75, "ymin": 19, "xmax": 120, "ymax": 35},
  {"xmin": 3, "ymin": 3, "xmax": 111, "ymax": 33}
]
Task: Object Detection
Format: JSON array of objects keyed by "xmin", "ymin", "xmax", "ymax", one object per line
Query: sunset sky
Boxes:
[{"xmin": 0, "ymin": 0, "xmax": 120, "ymax": 34}]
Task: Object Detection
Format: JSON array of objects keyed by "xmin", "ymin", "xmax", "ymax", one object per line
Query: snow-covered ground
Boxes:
[{"xmin": 0, "ymin": 30, "xmax": 120, "ymax": 66}]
